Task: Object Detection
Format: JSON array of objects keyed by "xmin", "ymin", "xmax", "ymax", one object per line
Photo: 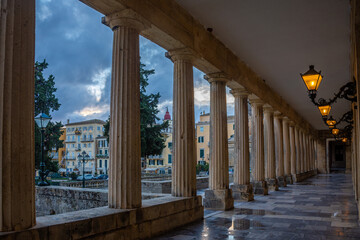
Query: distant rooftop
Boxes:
[{"xmin": 66, "ymin": 119, "xmax": 106, "ymax": 126}]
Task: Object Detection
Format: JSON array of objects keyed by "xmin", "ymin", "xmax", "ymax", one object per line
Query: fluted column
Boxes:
[
  {"xmin": 0, "ymin": 0, "xmax": 36, "ymax": 231},
  {"xmin": 105, "ymin": 10, "xmax": 150, "ymax": 209},
  {"xmin": 249, "ymin": 97, "xmax": 268, "ymax": 195},
  {"xmin": 289, "ymin": 122, "xmax": 297, "ymax": 179},
  {"xmin": 230, "ymin": 88, "xmax": 253, "ymax": 201},
  {"xmin": 168, "ymin": 48, "xmax": 197, "ymax": 198},
  {"xmin": 283, "ymin": 117, "xmax": 292, "ymax": 184},
  {"xmin": 274, "ymin": 112, "xmax": 286, "ymax": 187},
  {"xmin": 203, "ymin": 73, "xmax": 233, "ymax": 210},
  {"xmin": 295, "ymin": 126, "xmax": 301, "ymax": 175},
  {"xmin": 299, "ymin": 130, "xmax": 304, "ymax": 173},
  {"xmin": 264, "ymin": 105, "xmax": 278, "ymax": 191}
]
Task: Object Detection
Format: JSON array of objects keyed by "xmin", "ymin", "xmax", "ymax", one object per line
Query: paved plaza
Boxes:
[{"xmin": 155, "ymin": 173, "xmax": 360, "ymax": 239}]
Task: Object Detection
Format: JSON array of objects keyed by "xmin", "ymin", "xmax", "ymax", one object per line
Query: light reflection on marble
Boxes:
[{"xmin": 154, "ymin": 173, "xmax": 360, "ymax": 239}]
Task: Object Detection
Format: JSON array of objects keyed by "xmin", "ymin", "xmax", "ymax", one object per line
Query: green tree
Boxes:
[
  {"xmin": 35, "ymin": 60, "xmax": 63, "ymax": 172},
  {"xmin": 103, "ymin": 62, "xmax": 168, "ymax": 157}
]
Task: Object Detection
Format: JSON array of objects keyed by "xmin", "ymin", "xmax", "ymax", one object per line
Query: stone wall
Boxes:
[
  {"xmin": 141, "ymin": 177, "xmax": 209, "ymax": 194},
  {"xmin": 59, "ymin": 179, "xmax": 108, "ymax": 188},
  {"xmin": 36, "ymin": 186, "xmax": 166, "ymax": 216}
]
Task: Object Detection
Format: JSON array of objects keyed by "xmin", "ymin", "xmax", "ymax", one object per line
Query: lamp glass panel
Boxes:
[
  {"xmin": 332, "ymin": 128, "xmax": 339, "ymax": 135},
  {"xmin": 326, "ymin": 119, "xmax": 336, "ymax": 126},
  {"xmin": 342, "ymin": 138, "xmax": 348, "ymax": 143},
  {"xmin": 318, "ymin": 105, "xmax": 331, "ymax": 116},
  {"xmin": 302, "ymin": 74, "xmax": 322, "ymax": 91}
]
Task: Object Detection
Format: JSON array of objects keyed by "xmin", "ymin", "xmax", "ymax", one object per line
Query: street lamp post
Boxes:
[
  {"xmin": 78, "ymin": 151, "xmax": 90, "ymax": 188},
  {"xmin": 35, "ymin": 113, "xmax": 52, "ymax": 186}
]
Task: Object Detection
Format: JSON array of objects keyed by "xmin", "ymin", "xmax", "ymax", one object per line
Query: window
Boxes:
[
  {"xmin": 88, "ymin": 143, "xmax": 91, "ymax": 148},
  {"xmin": 105, "ymin": 149, "xmax": 108, "ymax": 155},
  {"xmin": 97, "ymin": 126, "xmax": 101, "ymax": 131},
  {"xmin": 72, "ymin": 161, "xmax": 74, "ymax": 166},
  {"xmin": 99, "ymin": 141, "xmax": 103, "ymax": 148},
  {"xmin": 83, "ymin": 127, "xmax": 87, "ymax": 131},
  {"xmin": 83, "ymin": 143, "xmax": 86, "ymax": 148},
  {"xmin": 78, "ymin": 135, "xmax": 80, "ymax": 142},
  {"xmin": 198, "ymin": 136, "xmax": 204, "ymax": 143},
  {"xmin": 149, "ymin": 160, "xmax": 155, "ymax": 165},
  {"xmin": 78, "ymin": 143, "xmax": 81, "ymax": 149},
  {"xmin": 89, "ymin": 126, "xmax": 93, "ymax": 131},
  {"xmin": 157, "ymin": 160, "xmax": 163, "ymax": 165},
  {"xmin": 72, "ymin": 152, "xmax": 75, "ymax": 158},
  {"xmin": 105, "ymin": 160, "xmax": 108, "ymax": 169},
  {"xmin": 89, "ymin": 134, "xmax": 93, "ymax": 140},
  {"xmin": 200, "ymin": 149, "xmax": 204, "ymax": 158},
  {"xmin": 67, "ymin": 136, "xmax": 70, "ymax": 141},
  {"xmin": 105, "ymin": 140, "xmax": 108, "ymax": 147},
  {"xmin": 99, "ymin": 159, "xmax": 102, "ymax": 168},
  {"xmin": 67, "ymin": 162, "xmax": 69, "ymax": 166},
  {"xmin": 99, "ymin": 150, "xmax": 103, "ymax": 155},
  {"xmin": 233, "ymin": 124, "xmax": 235, "ymax": 130},
  {"xmin": 89, "ymin": 152, "xmax": 92, "ymax": 158},
  {"xmin": 168, "ymin": 142, "xmax": 172, "ymax": 148},
  {"xmin": 168, "ymin": 154, "xmax": 172, "ymax": 164},
  {"xmin": 72, "ymin": 144, "xmax": 75, "ymax": 148},
  {"xmin": 200, "ymin": 126, "xmax": 204, "ymax": 132},
  {"xmin": 72, "ymin": 135, "xmax": 75, "ymax": 140}
]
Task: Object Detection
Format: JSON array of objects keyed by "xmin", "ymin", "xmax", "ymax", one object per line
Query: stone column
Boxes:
[
  {"xmin": 274, "ymin": 112, "xmax": 286, "ymax": 187},
  {"xmin": 167, "ymin": 48, "xmax": 197, "ymax": 198},
  {"xmin": 0, "ymin": 0, "xmax": 36, "ymax": 231},
  {"xmin": 264, "ymin": 105, "xmax": 278, "ymax": 191},
  {"xmin": 299, "ymin": 130, "xmax": 304, "ymax": 173},
  {"xmin": 203, "ymin": 73, "xmax": 233, "ymax": 210},
  {"xmin": 295, "ymin": 127, "xmax": 301, "ymax": 175},
  {"xmin": 104, "ymin": 10, "xmax": 149, "ymax": 209},
  {"xmin": 283, "ymin": 117, "xmax": 293, "ymax": 184},
  {"xmin": 289, "ymin": 122, "xmax": 297, "ymax": 180},
  {"xmin": 230, "ymin": 88, "xmax": 253, "ymax": 201},
  {"xmin": 249, "ymin": 97, "xmax": 268, "ymax": 195}
]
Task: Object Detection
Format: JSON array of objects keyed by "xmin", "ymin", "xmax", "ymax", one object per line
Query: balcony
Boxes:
[
  {"xmin": 96, "ymin": 154, "xmax": 109, "ymax": 158},
  {"xmin": 75, "ymin": 148, "xmax": 81, "ymax": 151},
  {"xmin": 81, "ymin": 138, "xmax": 94, "ymax": 142},
  {"xmin": 65, "ymin": 140, "xmax": 76, "ymax": 143}
]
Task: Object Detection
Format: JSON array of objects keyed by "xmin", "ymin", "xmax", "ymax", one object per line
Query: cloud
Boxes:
[
  {"xmin": 73, "ymin": 105, "xmax": 110, "ymax": 117},
  {"xmin": 38, "ymin": 1, "xmax": 52, "ymax": 21},
  {"xmin": 87, "ymin": 68, "xmax": 111, "ymax": 102}
]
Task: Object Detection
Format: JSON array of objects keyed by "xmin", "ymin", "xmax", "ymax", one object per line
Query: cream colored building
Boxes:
[
  {"xmin": 195, "ymin": 112, "xmax": 235, "ymax": 164},
  {"xmin": 95, "ymin": 136, "xmax": 109, "ymax": 175},
  {"xmin": 146, "ymin": 109, "xmax": 173, "ymax": 173},
  {"xmin": 64, "ymin": 119, "xmax": 106, "ymax": 175}
]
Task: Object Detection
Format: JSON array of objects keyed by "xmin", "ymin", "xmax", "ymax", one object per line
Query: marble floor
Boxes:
[{"xmin": 153, "ymin": 173, "xmax": 360, "ymax": 240}]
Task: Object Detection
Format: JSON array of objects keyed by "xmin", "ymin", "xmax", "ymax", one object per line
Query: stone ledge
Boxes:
[
  {"xmin": 292, "ymin": 169, "xmax": 318, "ymax": 182},
  {"xmin": 0, "ymin": 196, "xmax": 204, "ymax": 239}
]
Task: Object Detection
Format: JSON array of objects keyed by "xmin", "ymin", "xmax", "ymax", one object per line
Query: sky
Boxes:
[{"xmin": 35, "ymin": 0, "xmax": 235, "ymax": 124}]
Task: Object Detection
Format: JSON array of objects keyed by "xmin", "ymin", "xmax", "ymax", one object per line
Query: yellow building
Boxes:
[
  {"xmin": 64, "ymin": 119, "xmax": 106, "ymax": 175},
  {"xmin": 49, "ymin": 127, "xmax": 66, "ymax": 170},
  {"xmin": 95, "ymin": 136, "xmax": 109, "ymax": 175},
  {"xmin": 146, "ymin": 109, "xmax": 173, "ymax": 173},
  {"xmin": 195, "ymin": 111, "xmax": 252, "ymax": 170}
]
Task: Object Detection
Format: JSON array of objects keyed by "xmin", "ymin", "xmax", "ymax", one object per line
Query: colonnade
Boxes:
[{"xmin": 0, "ymin": 6, "xmax": 320, "ymax": 232}]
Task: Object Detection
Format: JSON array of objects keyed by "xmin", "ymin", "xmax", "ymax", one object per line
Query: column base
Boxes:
[
  {"xmin": 266, "ymin": 178, "xmax": 279, "ymax": 191},
  {"xmin": 252, "ymin": 180, "xmax": 268, "ymax": 195},
  {"xmin": 230, "ymin": 184, "xmax": 254, "ymax": 201},
  {"xmin": 276, "ymin": 176, "xmax": 287, "ymax": 187},
  {"xmin": 203, "ymin": 189, "xmax": 234, "ymax": 210},
  {"xmin": 285, "ymin": 174, "xmax": 293, "ymax": 184}
]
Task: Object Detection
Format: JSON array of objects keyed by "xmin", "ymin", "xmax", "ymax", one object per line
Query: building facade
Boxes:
[
  {"xmin": 64, "ymin": 119, "xmax": 106, "ymax": 175},
  {"xmin": 95, "ymin": 136, "xmax": 109, "ymax": 174},
  {"xmin": 146, "ymin": 109, "xmax": 173, "ymax": 173}
]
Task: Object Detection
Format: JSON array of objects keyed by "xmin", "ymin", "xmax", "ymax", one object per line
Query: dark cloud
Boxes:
[{"xmin": 36, "ymin": 0, "xmax": 219, "ymax": 124}]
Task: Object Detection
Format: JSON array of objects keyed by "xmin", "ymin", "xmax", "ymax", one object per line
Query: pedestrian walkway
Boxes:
[{"xmin": 154, "ymin": 173, "xmax": 360, "ymax": 239}]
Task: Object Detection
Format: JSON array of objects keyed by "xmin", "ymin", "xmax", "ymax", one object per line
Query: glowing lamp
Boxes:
[
  {"xmin": 342, "ymin": 138, "xmax": 348, "ymax": 143},
  {"xmin": 300, "ymin": 65, "xmax": 323, "ymax": 92},
  {"xmin": 326, "ymin": 116, "xmax": 336, "ymax": 128},
  {"xmin": 332, "ymin": 128, "xmax": 339, "ymax": 135},
  {"xmin": 318, "ymin": 105, "xmax": 331, "ymax": 117}
]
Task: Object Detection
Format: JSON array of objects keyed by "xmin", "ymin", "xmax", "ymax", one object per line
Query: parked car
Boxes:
[
  {"xmin": 94, "ymin": 174, "xmax": 108, "ymax": 180},
  {"xmin": 77, "ymin": 174, "xmax": 94, "ymax": 181}
]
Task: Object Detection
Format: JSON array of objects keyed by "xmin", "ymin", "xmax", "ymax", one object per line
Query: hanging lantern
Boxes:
[
  {"xmin": 300, "ymin": 65, "xmax": 323, "ymax": 92},
  {"xmin": 318, "ymin": 105, "xmax": 331, "ymax": 117},
  {"xmin": 342, "ymin": 137, "xmax": 348, "ymax": 143},
  {"xmin": 326, "ymin": 116, "xmax": 336, "ymax": 128},
  {"xmin": 332, "ymin": 128, "xmax": 339, "ymax": 135}
]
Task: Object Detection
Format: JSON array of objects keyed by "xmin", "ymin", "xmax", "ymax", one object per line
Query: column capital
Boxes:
[
  {"xmin": 282, "ymin": 116, "xmax": 290, "ymax": 122},
  {"xmin": 230, "ymin": 87, "xmax": 249, "ymax": 97},
  {"xmin": 204, "ymin": 72, "xmax": 230, "ymax": 83},
  {"xmin": 166, "ymin": 48, "xmax": 198, "ymax": 63},
  {"xmin": 102, "ymin": 9, "xmax": 151, "ymax": 32},
  {"xmin": 263, "ymin": 104, "xmax": 274, "ymax": 114},
  {"xmin": 248, "ymin": 95, "xmax": 264, "ymax": 106},
  {"xmin": 274, "ymin": 111, "xmax": 282, "ymax": 118},
  {"xmin": 289, "ymin": 121, "xmax": 295, "ymax": 126}
]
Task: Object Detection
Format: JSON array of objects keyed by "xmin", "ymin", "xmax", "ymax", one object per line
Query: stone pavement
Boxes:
[{"xmin": 153, "ymin": 173, "xmax": 360, "ymax": 239}]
